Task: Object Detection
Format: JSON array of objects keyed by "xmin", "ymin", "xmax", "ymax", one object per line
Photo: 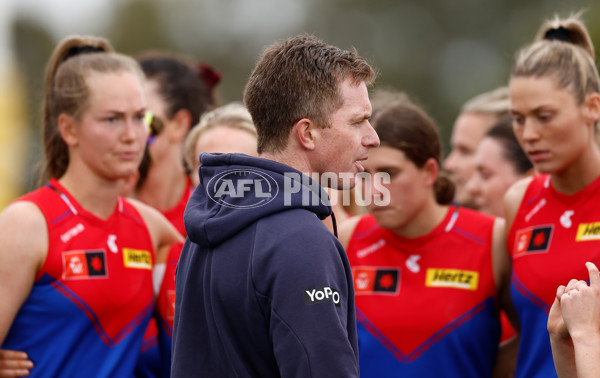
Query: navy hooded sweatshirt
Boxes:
[{"xmin": 171, "ymin": 153, "xmax": 359, "ymax": 377}]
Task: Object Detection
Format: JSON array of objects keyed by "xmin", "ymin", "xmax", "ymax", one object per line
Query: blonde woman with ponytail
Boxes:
[
  {"xmin": 504, "ymin": 13, "xmax": 600, "ymax": 378},
  {"xmin": 0, "ymin": 36, "xmax": 181, "ymax": 377},
  {"xmin": 338, "ymin": 95, "xmax": 514, "ymax": 377}
]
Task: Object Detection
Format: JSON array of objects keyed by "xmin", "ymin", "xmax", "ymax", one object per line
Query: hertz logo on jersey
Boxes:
[
  {"xmin": 576, "ymin": 222, "xmax": 600, "ymax": 241},
  {"xmin": 425, "ymin": 268, "xmax": 479, "ymax": 290},
  {"xmin": 123, "ymin": 248, "xmax": 152, "ymax": 270}
]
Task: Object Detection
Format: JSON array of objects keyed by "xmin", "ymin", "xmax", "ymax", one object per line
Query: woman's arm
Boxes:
[
  {"xmin": 128, "ymin": 199, "xmax": 183, "ymax": 264},
  {"xmin": 0, "ymin": 202, "xmax": 47, "ymax": 377},
  {"xmin": 491, "ymin": 217, "xmax": 519, "ymax": 378},
  {"xmin": 128, "ymin": 200, "xmax": 183, "ymax": 294}
]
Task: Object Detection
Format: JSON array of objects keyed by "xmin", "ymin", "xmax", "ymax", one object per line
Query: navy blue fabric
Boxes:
[{"xmin": 172, "ymin": 153, "xmax": 359, "ymax": 377}]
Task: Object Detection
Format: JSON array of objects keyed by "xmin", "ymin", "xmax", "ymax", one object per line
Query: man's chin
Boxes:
[{"xmin": 317, "ymin": 171, "xmax": 357, "ymax": 190}]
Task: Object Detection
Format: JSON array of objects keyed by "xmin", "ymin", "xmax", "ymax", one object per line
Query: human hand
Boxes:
[
  {"xmin": 0, "ymin": 349, "xmax": 33, "ymax": 377},
  {"xmin": 560, "ymin": 262, "xmax": 600, "ymax": 342},
  {"xmin": 548, "ymin": 284, "xmax": 570, "ymax": 340}
]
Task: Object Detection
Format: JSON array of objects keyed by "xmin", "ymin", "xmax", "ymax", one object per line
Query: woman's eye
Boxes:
[
  {"xmin": 380, "ymin": 169, "xmax": 399, "ymax": 178},
  {"xmin": 134, "ymin": 114, "xmax": 147, "ymax": 125},
  {"xmin": 512, "ymin": 115, "xmax": 525, "ymax": 126}
]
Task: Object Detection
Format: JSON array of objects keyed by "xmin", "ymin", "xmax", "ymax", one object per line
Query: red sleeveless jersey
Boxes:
[
  {"xmin": 508, "ymin": 173, "xmax": 600, "ymax": 378},
  {"xmin": 346, "ymin": 206, "xmax": 501, "ymax": 377},
  {"xmin": 161, "ymin": 176, "xmax": 193, "ymax": 237},
  {"xmin": 137, "ymin": 176, "xmax": 192, "ymax": 376},
  {"xmin": 2, "ymin": 179, "xmax": 155, "ymax": 377}
]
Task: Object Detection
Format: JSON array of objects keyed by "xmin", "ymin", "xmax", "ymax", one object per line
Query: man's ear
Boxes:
[
  {"xmin": 58, "ymin": 113, "xmax": 78, "ymax": 146},
  {"xmin": 168, "ymin": 108, "xmax": 193, "ymax": 143},
  {"xmin": 422, "ymin": 157, "xmax": 440, "ymax": 187},
  {"xmin": 294, "ymin": 118, "xmax": 317, "ymax": 150}
]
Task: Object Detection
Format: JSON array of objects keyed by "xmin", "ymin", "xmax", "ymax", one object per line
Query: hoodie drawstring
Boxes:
[{"xmin": 331, "ymin": 211, "xmax": 338, "ymax": 238}]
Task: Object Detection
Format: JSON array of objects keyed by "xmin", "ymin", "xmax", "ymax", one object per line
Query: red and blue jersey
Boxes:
[
  {"xmin": 136, "ymin": 176, "xmax": 191, "ymax": 377},
  {"xmin": 508, "ymin": 173, "xmax": 600, "ymax": 378},
  {"xmin": 134, "ymin": 319, "xmax": 163, "ymax": 378},
  {"xmin": 346, "ymin": 207, "xmax": 501, "ymax": 377},
  {"xmin": 161, "ymin": 176, "xmax": 192, "ymax": 238},
  {"xmin": 153, "ymin": 241, "xmax": 183, "ymax": 377},
  {"xmin": 2, "ymin": 179, "xmax": 155, "ymax": 377}
]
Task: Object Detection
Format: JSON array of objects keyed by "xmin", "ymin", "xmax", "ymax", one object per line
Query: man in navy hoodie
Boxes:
[{"xmin": 172, "ymin": 34, "xmax": 380, "ymax": 377}]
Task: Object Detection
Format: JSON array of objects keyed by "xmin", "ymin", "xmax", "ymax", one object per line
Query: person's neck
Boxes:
[
  {"xmin": 392, "ymin": 200, "xmax": 449, "ymax": 239},
  {"xmin": 58, "ymin": 167, "xmax": 121, "ymax": 220},
  {"xmin": 135, "ymin": 160, "xmax": 187, "ymax": 212},
  {"xmin": 260, "ymin": 149, "xmax": 312, "ymax": 176},
  {"xmin": 551, "ymin": 144, "xmax": 600, "ymax": 195}
]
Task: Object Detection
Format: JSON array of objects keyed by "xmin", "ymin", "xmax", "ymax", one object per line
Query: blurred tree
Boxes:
[
  {"xmin": 301, "ymin": 0, "xmax": 600, "ymax": 151},
  {"xmin": 0, "ymin": 59, "xmax": 28, "ymax": 209},
  {"xmin": 12, "ymin": 16, "xmax": 55, "ymax": 191},
  {"xmin": 7, "ymin": 0, "xmax": 600, "ymax": 200},
  {"xmin": 109, "ymin": 0, "xmax": 170, "ymax": 55}
]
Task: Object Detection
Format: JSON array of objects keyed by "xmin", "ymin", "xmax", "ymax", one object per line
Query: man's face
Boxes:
[
  {"xmin": 443, "ymin": 111, "xmax": 497, "ymax": 206},
  {"xmin": 313, "ymin": 78, "xmax": 380, "ymax": 189}
]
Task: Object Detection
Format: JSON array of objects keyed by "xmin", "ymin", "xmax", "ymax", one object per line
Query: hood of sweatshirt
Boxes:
[{"xmin": 184, "ymin": 153, "xmax": 332, "ymax": 247}]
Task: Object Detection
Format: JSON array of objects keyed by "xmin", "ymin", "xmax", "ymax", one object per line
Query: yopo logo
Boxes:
[
  {"xmin": 206, "ymin": 169, "xmax": 278, "ymax": 209},
  {"xmin": 304, "ymin": 286, "xmax": 341, "ymax": 307}
]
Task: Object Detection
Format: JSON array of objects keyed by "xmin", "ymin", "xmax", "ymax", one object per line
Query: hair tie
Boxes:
[
  {"xmin": 65, "ymin": 45, "xmax": 105, "ymax": 60},
  {"xmin": 197, "ymin": 62, "xmax": 221, "ymax": 92},
  {"xmin": 545, "ymin": 26, "xmax": 572, "ymax": 43}
]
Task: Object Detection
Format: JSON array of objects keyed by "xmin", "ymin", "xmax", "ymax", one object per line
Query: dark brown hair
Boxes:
[
  {"xmin": 372, "ymin": 97, "xmax": 455, "ymax": 205},
  {"xmin": 136, "ymin": 52, "xmax": 216, "ymax": 127},
  {"xmin": 243, "ymin": 34, "xmax": 376, "ymax": 154},
  {"xmin": 485, "ymin": 116, "xmax": 533, "ymax": 175}
]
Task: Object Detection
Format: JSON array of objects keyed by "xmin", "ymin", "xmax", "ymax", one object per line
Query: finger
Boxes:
[
  {"xmin": 0, "ymin": 360, "xmax": 33, "ymax": 370},
  {"xmin": 586, "ymin": 261, "xmax": 600, "ymax": 287},
  {"xmin": 0, "ymin": 359, "xmax": 34, "ymax": 369},
  {"xmin": 0, "ymin": 350, "xmax": 28, "ymax": 360},
  {"xmin": 556, "ymin": 285, "xmax": 566, "ymax": 301},
  {"xmin": 0, "ymin": 368, "xmax": 32, "ymax": 377},
  {"xmin": 0, "ymin": 350, "xmax": 34, "ymax": 373},
  {"xmin": 575, "ymin": 280, "xmax": 589, "ymax": 291},
  {"xmin": 565, "ymin": 279, "xmax": 580, "ymax": 292}
]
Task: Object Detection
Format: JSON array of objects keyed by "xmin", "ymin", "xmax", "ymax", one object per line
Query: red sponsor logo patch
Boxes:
[
  {"xmin": 353, "ymin": 267, "xmax": 400, "ymax": 295},
  {"xmin": 62, "ymin": 250, "xmax": 108, "ymax": 280},
  {"xmin": 514, "ymin": 225, "xmax": 553, "ymax": 258}
]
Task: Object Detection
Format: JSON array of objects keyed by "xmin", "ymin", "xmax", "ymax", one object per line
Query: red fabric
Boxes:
[{"xmin": 346, "ymin": 207, "xmax": 498, "ymax": 356}]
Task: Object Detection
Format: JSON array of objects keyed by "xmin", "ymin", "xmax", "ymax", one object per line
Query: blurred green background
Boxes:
[{"xmin": 0, "ymin": 0, "xmax": 598, "ymax": 207}]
